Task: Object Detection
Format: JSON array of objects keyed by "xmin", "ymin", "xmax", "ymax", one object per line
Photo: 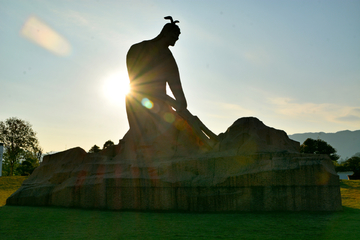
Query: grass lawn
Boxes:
[
  {"xmin": 0, "ymin": 177, "xmax": 359, "ymax": 240},
  {"xmin": 0, "ymin": 176, "xmax": 27, "ymax": 206}
]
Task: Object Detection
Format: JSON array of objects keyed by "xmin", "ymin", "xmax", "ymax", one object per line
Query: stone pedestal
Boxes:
[
  {"xmin": 7, "ymin": 148, "xmax": 342, "ymax": 211},
  {"xmin": 7, "ymin": 117, "xmax": 342, "ymax": 211}
]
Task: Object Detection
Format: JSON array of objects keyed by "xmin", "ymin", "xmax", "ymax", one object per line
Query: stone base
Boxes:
[{"xmin": 7, "ymin": 147, "xmax": 342, "ymax": 211}]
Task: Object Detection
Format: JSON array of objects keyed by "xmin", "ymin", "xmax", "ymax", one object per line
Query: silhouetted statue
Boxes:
[
  {"xmin": 125, "ymin": 16, "xmax": 218, "ymax": 160},
  {"xmin": 125, "ymin": 16, "xmax": 188, "ymax": 158},
  {"xmin": 126, "ymin": 16, "xmax": 186, "ymax": 111}
]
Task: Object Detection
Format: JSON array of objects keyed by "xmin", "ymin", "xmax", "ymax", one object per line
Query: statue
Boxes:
[
  {"xmin": 126, "ymin": 16, "xmax": 186, "ymax": 112},
  {"xmin": 124, "ymin": 16, "xmax": 217, "ymax": 159}
]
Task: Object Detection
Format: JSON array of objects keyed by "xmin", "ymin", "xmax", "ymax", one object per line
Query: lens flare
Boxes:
[
  {"xmin": 20, "ymin": 16, "xmax": 72, "ymax": 56},
  {"xmin": 141, "ymin": 98, "xmax": 153, "ymax": 109},
  {"xmin": 174, "ymin": 119, "xmax": 186, "ymax": 130},
  {"xmin": 316, "ymin": 171, "xmax": 331, "ymax": 185},
  {"xmin": 164, "ymin": 112, "xmax": 175, "ymax": 123}
]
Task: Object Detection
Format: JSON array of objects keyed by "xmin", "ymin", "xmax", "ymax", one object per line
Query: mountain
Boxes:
[{"xmin": 289, "ymin": 130, "xmax": 360, "ymax": 160}]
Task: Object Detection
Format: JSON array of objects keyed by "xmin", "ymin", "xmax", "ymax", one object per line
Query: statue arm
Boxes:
[{"xmin": 167, "ymin": 56, "xmax": 187, "ymax": 111}]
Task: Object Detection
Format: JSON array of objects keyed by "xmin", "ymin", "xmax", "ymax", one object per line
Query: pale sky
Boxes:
[{"xmin": 1, "ymin": 0, "xmax": 359, "ymax": 153}]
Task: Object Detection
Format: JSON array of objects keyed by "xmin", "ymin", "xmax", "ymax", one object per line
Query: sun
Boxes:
[{"xmin": 102, "ymin": 71, "xmax": 130, "ymax": 105}]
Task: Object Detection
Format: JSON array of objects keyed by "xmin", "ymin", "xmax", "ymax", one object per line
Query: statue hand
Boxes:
[{"xmin": 177, "ymin": 101, "xmax": 187, "ymax": 112}]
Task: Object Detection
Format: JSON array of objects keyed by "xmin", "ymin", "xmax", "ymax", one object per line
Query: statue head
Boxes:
[{"xmin": 156, "ymin": 16, "xmax": 181, "ymax": 46}]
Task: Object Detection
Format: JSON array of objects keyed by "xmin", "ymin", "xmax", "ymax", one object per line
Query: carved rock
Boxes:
[
  {"xmin": 219, "ymin": 117, "xmax": 300, "ymax": 153},
  {"xmin": 7, "ymin": 117, "xmax": 342, "ymax": 211}
]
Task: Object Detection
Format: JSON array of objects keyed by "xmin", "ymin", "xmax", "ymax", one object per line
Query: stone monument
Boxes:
[{"xmin": 7, "ymin": 17, "xmax": 342, "ymax": 211}]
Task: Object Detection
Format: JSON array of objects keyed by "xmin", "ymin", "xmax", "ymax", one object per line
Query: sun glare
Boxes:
[{"xmin": 103, "ymin": 71, "xmax": 130, "ymax": 105}]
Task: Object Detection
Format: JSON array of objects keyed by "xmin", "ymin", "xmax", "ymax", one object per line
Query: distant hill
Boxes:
[{"xmin": 289, "ymin": 130, "xmax": 360, "ymax": 161}]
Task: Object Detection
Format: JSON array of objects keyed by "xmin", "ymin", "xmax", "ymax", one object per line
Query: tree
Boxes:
[
  {"xmin": 300, "ymin": 138, "xmax": 340, "ymax": 161},
  {"xmin": 89, "ymin": 145, "xmax": 101, "ymax": 153},
  {"xmin": 103, "ymin": 140, "xmax": 114, "ymax": 149},
  {"xmin": 335, "ymin": 155, "xmax": 360, "ymax": 179},
  {"xmin": 0, "ymin": 117, "xmax": 42, "ymax": 176},
  {"xmin": 2, "ymin": 151, "xmax": 19, "ymax": 176},
  {"xmin": 16, "ymin": 150, "xmax": 41, "ymax": 176},
  {"xmin": 343, "ymin": 156, "xmax": 360, "ymax": 179}
]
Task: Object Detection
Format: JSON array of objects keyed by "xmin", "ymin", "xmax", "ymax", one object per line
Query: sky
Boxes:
[{"xmin": 1, "ymin": 0, "xmax": 359, "ymax": 153}]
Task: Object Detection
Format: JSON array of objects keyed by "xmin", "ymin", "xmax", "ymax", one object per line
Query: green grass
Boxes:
[
  {"xmin": 0, "ymin": 178, "xmax": 359, "ymax": 240},
  {"xmin": 0, "ymin": 176, "xmax": 27, "ymax": 206},
  {"xmin": 339, "ymin": 180, "xmax": 360, "ymax": 209}
]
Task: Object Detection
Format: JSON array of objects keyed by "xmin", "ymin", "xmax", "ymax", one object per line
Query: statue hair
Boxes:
[{"xmin": 153, "ymin": 16, "xmax": 180, "ymax": 40}]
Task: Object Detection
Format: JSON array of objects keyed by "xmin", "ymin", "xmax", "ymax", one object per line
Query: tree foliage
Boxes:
[
  {"xmin": 103, "ymin": 140, "xmax": 114, "ymax": 149},
  {"xmin": 0, "ymin": 117, "xmax": 42, "ymax": 176},
  {"xmin": 336, "ymin": 156, "xmax": 360, "ymax": 172},
  {"xmin": 300, "ymin": 138, "xmax": 339, "ymax": 161},
  {"xmin": 89, "ymin": 145, "xmax": 101, "ymax": 153},
  {"xmin": 344, "ymin": 156, "xmax": 360, "ymax": 172},
  {"xmin": 88, "ymin": 140, "xmax": 115, "ymax": 153},
  {"xmin": 16, "ymin": 150, "xmax": 41, "ymax": 176},
  {"xmin": 335, "ymin": 155, "xmax": 360, "ymax": 179}
]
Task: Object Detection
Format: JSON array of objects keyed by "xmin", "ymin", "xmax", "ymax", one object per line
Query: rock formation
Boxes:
[{"xmin": 7, "ymin": 117, "xmax": 342, "ymax": 211}]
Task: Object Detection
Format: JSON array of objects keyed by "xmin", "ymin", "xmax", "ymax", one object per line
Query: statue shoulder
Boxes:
[
  {"xmin": 128, "ymin": 41, "xmax": 146, "ymax": 53},
  {"xmin": 127, "ymin": 41, "xmax": 154, "ymax": 60}
]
